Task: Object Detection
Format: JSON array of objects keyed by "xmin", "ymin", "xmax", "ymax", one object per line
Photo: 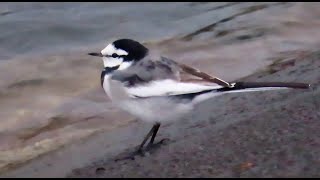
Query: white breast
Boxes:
[
  {"xmin": 102, "ymin": 74, "xmax": 111, "ymax": 98},
  {"xmin": 102, "ymin": 74, "xmax": 130, "ymax": 101}
]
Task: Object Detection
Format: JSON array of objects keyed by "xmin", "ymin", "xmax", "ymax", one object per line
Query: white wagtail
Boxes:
[{"xmin": 88, "ymin": 39, "xmax": 310, "ymax": 160}]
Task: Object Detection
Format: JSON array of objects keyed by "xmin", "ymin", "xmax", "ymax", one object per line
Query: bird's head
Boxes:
[{"xmin": 89, "ymin": 39, "xmax": 148, "ymax": 71}]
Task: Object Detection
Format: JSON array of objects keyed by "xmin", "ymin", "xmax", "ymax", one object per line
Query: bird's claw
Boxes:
[{"xmin": 114, "ymin": 138, "xmax": 170, "ymax": 162}]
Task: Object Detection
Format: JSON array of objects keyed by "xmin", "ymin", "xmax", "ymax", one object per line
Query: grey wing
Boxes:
[
  {"xmin": 110, "ymin": 56, "xmax": 224, "ymax": 98},
  {"xmin": 111, "ymin": 56, "xmax": 180, "ymax": 87}
]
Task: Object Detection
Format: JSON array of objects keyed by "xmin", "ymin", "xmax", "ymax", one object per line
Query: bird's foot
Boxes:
[
  {"xmin": 145, "ymin": 138, "xmax": 170, "ymax": 152},
  {"xmin": 114, "ymin": 148, "xmax": 144, "ymax": 162},
  {"xmin": 114, "ymin": 138, "xmax": 170, "ymax": 162}
]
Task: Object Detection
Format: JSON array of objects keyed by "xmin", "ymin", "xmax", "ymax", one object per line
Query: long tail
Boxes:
[
  {"xmin": 216, "ymin": 82, "xmax": 311, "ymax": 93},
  {"xmin": 191, "ymin": 81, "xmax": 311, "ymax": 104}
]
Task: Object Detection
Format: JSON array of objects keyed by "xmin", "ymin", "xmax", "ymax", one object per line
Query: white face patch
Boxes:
[
  {"xmin": 101, "ymin": 43, "xmax": 130, "ymax": 68},
  {"xmin": 101, "ymin": 43, "xmax": 128, "ymax": 56},
  {"xmin": 103, "ymin": 57, "xmax": 123, "ymax": 68},
  {"xmin": 103, "ymin": 57, "xmax": 133, "ymax": 69}
]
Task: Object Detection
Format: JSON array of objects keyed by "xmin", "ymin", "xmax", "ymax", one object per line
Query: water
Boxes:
[
  {"xmin": 0, "ymin": 2, "xmax": 293, "ymax": 60},
  {"xmin": 0, "ymin": 2, "xmax": 235, "ymax": 60}
]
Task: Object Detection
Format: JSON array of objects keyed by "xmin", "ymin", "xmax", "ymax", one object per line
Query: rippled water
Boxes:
[{"xmin": 0, "ymin": 2, "xmax": 241, "ymax": 60}]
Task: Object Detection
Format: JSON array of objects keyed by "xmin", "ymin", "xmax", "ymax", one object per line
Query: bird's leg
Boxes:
[
  {"xmin": 114, "ymin": 123, "xmax": 159, "ymax": 161},
  {"xmin": 136, "ymin": 123, "xmax": 158, "ymax": 152},
  {"xmin": 145, "ymin": 123, "xmax": 170, "ymax": 151},
  {"xmin": 148, "ymin": 123, "xmax": 160, "ymax": 145}
]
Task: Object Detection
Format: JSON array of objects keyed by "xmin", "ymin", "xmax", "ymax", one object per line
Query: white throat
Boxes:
[
  {"xmin": 103, "ymin": 57, "xmax": 133, "ymax": 70},
  {"xmin": 103, "ymin": 57, "xmax": 122, "ymax": 67}
]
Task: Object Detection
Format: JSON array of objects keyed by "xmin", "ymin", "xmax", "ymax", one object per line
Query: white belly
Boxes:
[{"xmin": 119, "ymin": 97, "xmax": 193, "ymax": 123}]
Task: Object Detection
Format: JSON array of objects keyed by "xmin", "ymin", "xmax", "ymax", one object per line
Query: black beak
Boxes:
[{"xmin": 88, "ymin": 52, "xmax": 103, "ymax": 57}]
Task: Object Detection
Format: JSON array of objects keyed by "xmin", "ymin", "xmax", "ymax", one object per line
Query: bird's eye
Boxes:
[{"xmin": 111, "ymin": 53, "xmax": 118, "ymax": 58}]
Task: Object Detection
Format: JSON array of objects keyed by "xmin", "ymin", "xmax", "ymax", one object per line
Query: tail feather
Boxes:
[
  {"xmin": 217, "ymin": 82, "xmax": 310, "ymax": 92},
  {"xmin": 191, "ymin": 81, "xmax": 311, "ymax": 104},
  {"xmin": 217, "ymin": 86, "xmax": 288, "ymax": 94}
]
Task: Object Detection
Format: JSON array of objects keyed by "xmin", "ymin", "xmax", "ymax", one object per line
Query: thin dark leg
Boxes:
[
  {"xmin": 145, "ymin": 122, "xmax": 169, "ymax": 151},
  {"xmin": 148, "ymin": 123, "xmax": 160, "ymax": 145},
  {"xmin": 137, "ymin": 123, "xmax": 158, "ymax": 151},
  {"xmin": 114, "ymin": 123, "xmax": 167, "ymax": 161}
]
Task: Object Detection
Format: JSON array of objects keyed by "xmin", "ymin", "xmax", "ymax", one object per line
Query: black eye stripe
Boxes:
[{"xmin": 105, "ymin": 54, "xmax": 125, "ymax": 58}]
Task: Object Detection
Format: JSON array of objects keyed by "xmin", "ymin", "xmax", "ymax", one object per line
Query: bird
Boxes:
[{"xmin": 88, "ymin": 38, "xmax": 310, "ymax": 160}]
